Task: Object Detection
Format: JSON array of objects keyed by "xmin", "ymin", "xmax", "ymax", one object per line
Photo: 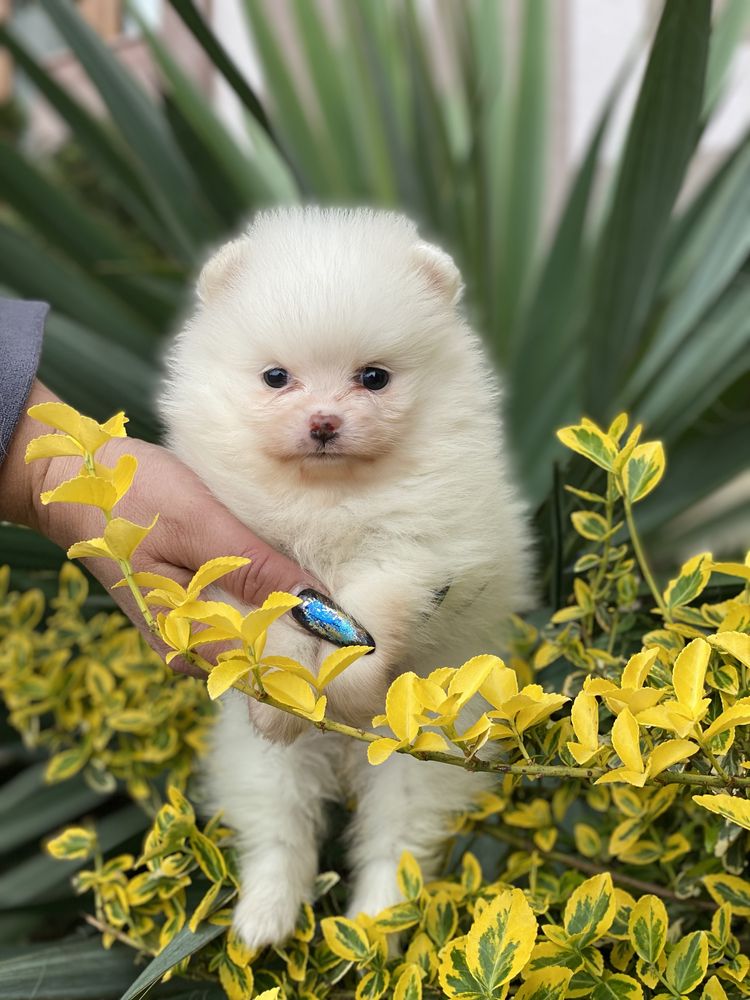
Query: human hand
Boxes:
[{"xmin": 0, "ymin": 381, "xmax": 321, "ymax": 675}]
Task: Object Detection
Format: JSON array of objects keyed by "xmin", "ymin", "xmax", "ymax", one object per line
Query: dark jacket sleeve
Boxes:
[{"xmin": 0, "ymin": 298, "xmax": 49, "ymax": 463}]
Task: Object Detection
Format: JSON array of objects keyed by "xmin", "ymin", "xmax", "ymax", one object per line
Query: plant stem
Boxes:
[
  {"xmin": 215, "ymin": 669, "xmax": 750, "ymax": 789},
  {"xmin": 698, "ymin": 738, "xmax": 730, "ymax": 782},
  {"xmin": 84, "ymin": 914, "xmax": 155, "ymax": 954},
  {"xmin": 624, "ymin": 497, "xmax": 670, "ymax": 620},
  {"xmin": 477, "ymin": 824, "xmax": 716, "ymax": 910}
]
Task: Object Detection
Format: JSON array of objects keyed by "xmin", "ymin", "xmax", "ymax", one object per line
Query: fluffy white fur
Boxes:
[{"xmin": 159, "ymin": 207, "xmax": 533, "ymax": 949}]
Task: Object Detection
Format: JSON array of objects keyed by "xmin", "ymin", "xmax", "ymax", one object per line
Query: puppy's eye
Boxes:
[
  {"xmin": 263, "ymin": 367, "xmax": 290, "ymax": 388},
  {"xmin": 359, "ymin": 367, "xmax": 390, "ymax": 391}
]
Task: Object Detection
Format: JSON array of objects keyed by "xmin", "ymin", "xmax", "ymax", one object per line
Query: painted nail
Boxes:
[{"xmin": 291, "ymin": 588, "xmax": 375, "ymax": 652}]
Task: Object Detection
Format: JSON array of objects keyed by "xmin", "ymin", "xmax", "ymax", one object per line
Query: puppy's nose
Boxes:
[{"xmin": 309, "ymin": 413, "xmax": 342, "ymax": 443}]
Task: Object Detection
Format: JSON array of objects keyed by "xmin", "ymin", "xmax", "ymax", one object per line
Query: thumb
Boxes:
[{"xmin": 168, "ymin": 500, "xmax": 321, "ymax": 608}]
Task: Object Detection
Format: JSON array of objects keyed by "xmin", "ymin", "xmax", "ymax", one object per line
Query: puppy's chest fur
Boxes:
[{"xmin": 233, "ymin": 478, "xmax": 432, "ymax": 586}]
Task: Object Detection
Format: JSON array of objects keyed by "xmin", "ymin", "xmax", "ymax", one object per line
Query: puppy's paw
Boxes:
[
  {"xmin": 232, "ymin": 881, "xmax": 302, "ymax": 950},
  {"xmin": 346, "ymin": 882, "xmax": 402, "ymax": 923}
]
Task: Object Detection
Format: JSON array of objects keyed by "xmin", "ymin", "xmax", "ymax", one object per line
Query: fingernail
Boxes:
[{"xmin": 291, "ymin": 588, "xmax": 375, "ymax": 651}]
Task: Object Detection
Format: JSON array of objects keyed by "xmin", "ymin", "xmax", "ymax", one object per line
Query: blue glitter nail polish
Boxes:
[{"xmin": 291, "ymin": 589, "xmax": 375, "ymax": 651}]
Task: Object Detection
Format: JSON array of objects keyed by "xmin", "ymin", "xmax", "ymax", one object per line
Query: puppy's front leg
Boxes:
[
  {"xmin": 207, "ymin": 695, "xmax": 339, "ymax": 948},
  {"xmin": 323, "ymin": 564, "xmax": 436, "ymax": 726},
  {"xmin": 345, "ymin": 748, "xmax": 494, "ymax": 919}
]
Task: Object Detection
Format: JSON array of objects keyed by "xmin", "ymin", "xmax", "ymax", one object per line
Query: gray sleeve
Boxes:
[{"xmin": 0, "ymin": 298, "xmax": 49, "ymax": 463}]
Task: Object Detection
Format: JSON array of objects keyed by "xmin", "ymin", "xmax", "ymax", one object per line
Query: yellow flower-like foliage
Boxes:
[{"xmin": 1, "ymin": 404, "xmax": 749, "ymax": 999}]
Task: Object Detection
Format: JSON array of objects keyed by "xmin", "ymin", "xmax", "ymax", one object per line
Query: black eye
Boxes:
[
  {"xmin": 263, "ymin": 367, "xmax": 289, "ymax": 388},
  {"xmin": 360, "ymin": 367, "xmax": 390, "ymax": 391}
]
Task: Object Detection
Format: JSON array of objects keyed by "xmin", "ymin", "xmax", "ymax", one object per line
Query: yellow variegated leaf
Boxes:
[
  {"xmin": 207, "ymin": 659, "xmax": 252, "ymax": 700},
  {"xmin": 648, "ymin": 739, "xmax": 698, "ymax": 777},
  {"xmin": 185, "ymin": 556, "xmax": 252, "ymax": 598},
  {"xmin": 263, "ymin": 671, "xmax": 316, "ymax": 714},
  {"xmin": 158, "ymin": 611, "xmax": 192, "ymax": 657},
  {"xmin": 45, "ymin": 746, "xmax": 89, "ymax": 782},
  {"xmin": 321, "ymin": 916, "xmax": 372, "ymax": 962},
  {"xmin": 115, "ymin": 571, "xmax": 185, "ymax": 598},
  {"xmin": 621, "ymin": 649, "xmax": 659, "ymax": 690},
  {"xmin": 66, "ymin": 537, "xmax": 111, "ymax": 560},
  {"xmin": 393, "ymin": 964, "xmax": 423, "ymax": 1000},
  {"xmin": 563, "ymin": 873, "xmax": 616, "ymax": 946},
  {"xmin": 412, "ymin": 731, "xmax": 450, "ymax": 753},
  {"xmin": 702, "ymin": 873, "xmax": 750, "ymax": 915},
  {"xmin": 622, "ymin": 441, "xmax": 665, "ymax": 503},
  {"xmin": 609, "ymin": 412, "xmax": 629, "ymax": 441},
  {"xmin": 567, "ymin": 691, "xmax": 599, "ymax": 764},
  {"xmin": 591, "ymin": 974, "xmax": 642, "ymax": 1000},
  {"xmin": 174, "ymin": 600, "xmax": 243, "ymax": 635},
  {"xmin": 371, "ymin": 901, "xmax": 421, "ymax": 933},
  {"xmin": 703, "ymin": 700, "xmax": 750, "ymax": 741},
  {"xmin": 461, "ymin": 852, "xmax": 482, "ymax": 893},
  {"xmin": 424, "ymin": 893, "xmax": 458, "ymax": 947},
  {"xmin": 672, "ymin": 638, "xmax": 711, "ymax": 717},
  {"xmin": 385, "ymin": 672, "xmax": 423, "ymax": 742},
  {"xmin": 367, "ymin": 738, "xmax": 403, "ymax": 765},
  {"xmin": 478, "ymin": 660, "xmax": 518, "ymax": 710},
  {"xmin": 665, "ymin": 931, "xmax": 708, "ymax": 995},
  {"xmin": 693, "ymin": 793, "xmax": 750, "ymax": 831},
  {"xmin": 46, "ymin": 826, "xmax": 96, "ymax": 860},
  {"xmin": 25, "ymin": 432, "xmax": 83, "ymax": 462},
  {"xmin": 103, "ymin": 516, "xmax": 158, "ymax": 561},
  {"xmin": 241, "ymin": 592, "xmax": 301, "ymax": 645},
  {"xmin": 708, "ymin": 631, "xmax": 750, "ymax": 669},
  {"xmin": 41, "ymin": 474, "xmax": 118, "ymax": 511},
  {"xmin": 95, "ymin": 454, "xmax": 137, "ymax": 504},
  {"xmin": 516, "ymin": 968, "xmax": 573, "ymax": 1000},
  {"xmin": 397, "ymin": 851, "xmax": 423, "ymax": 901},
  {"xmin": 453, "ymin": 715, "xmax": 491, "ymax": 746},
  {"xmin": 571, "ymin": 510, "xmax": 609, "ymax": 541},
  {"xmin": 260, "ymin": 656, "xmax": 318, "ymax": 688},
  {"xmin": 709, "ymin": 561, "xmax": 750, "ymax": 582},
  {"xmin": 438, "ymin": 937, "xmax": 484, "ymax": 999},
  {"xmin": 611, "ymin": 709, "xmax": 643, "ymax": 774},
  {"xmin": 465, "ymin": 888, "xmax": 537, "ymax": 990},
  {"xmin": 309, "ymin": 696, "xmax": 327, "ymax": 722},
  {"xmin": 188, "ymin": 880, "xmax": 222, "ymax": 932},
  {"xmin": 218, "ymin": 959, "xmax": 254, "ymax": 1000},
  {"xmin": 574, "ymin": 823, "xmax": 602, "ymax": 858},
  {"xmin": 317, "ymin": 645, "xmax": 373, "ymax": 688},
  {"xmin": 557, "ymin": 421, "xmax": 618, "ymax": 471},
  {"xmin": 702, "ymin": 976, "xmax": 728, "ymax": 1000},
  {"xmin": 355, "ymin": 968, "xmax": 389, "ymax": 1000},
  {"xmin": 100, "ymin": 411, "xmax": 128, "ymax": 438},
  {"xmin": 29, "ymin": 401, "xmax": 128, "ymax": 453},
  {"xmin": 190, "ymin": 830, "xmax": 227, "ymax": 882},
  {"xmin": 664, "ymin": 553, "xmax": 712, "ymax": 611},
  {"xmin": 628, "ymin": 895, "xmax": 667, "ymax": 963},
  {"xmin": 448, "ymin": 655, "xmax": 499, "ymax": 708},
  {"xmin": 252, "ymin": 991, "xmax": 280, "ymax": 1000},
  {"xmin": 515, "ymin": 691, "xmax": 569, "ymax": 733}
]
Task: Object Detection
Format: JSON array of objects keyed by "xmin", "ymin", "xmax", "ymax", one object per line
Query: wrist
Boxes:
[{"xmin": 0, "ymin": 381, "xmax": 56, "ymax": 532}]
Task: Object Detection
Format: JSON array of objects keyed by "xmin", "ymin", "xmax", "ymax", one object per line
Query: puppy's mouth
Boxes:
[{"xmin": 306, "ymin": 443, "xmax": 346, "ymax": 461}]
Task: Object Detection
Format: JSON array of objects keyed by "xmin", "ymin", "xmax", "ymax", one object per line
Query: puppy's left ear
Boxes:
[{"xmin": 412, "ymin": 240, "xmax": 464, "ymax": 305}]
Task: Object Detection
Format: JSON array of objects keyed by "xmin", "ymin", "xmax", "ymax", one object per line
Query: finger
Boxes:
[{"xmin": 159, "ymin": 498, "xmax": 323, "ymax": 607}]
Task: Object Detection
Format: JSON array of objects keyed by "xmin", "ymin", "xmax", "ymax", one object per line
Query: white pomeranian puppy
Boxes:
[{"xmin": 159, "ymin": 207, "xmax": 532, "ymax": 949}]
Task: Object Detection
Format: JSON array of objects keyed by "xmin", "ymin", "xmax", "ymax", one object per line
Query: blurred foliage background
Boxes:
[
  {"xmin": 0, "ymin": 0, "xmax": 748, "ymax": 580},
  {"xmin": 0, "ymin": 0, "xmax": 749, "ymax": 995}
]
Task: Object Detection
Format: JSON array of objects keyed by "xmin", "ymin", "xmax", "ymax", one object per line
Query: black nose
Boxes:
[{"xmin": 310, "ymin": 423, "xmax": 338, "ymax": 443}]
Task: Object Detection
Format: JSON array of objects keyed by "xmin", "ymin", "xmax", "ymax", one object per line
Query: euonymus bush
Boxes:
[{"xmin": 0, "ymin": 405, "xmax": 749, "ymax": 999}]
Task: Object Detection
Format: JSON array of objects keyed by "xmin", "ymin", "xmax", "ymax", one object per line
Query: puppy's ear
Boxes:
[
  {"xmin": 412, "ymin": 240, "xmax": 464, "ymax": 305},
  {"xmin": 197, "ymin": 238, "xmax": 251, "ymax": 303}
]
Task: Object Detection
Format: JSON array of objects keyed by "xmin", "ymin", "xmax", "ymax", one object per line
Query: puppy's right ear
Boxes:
[{"xmin": 196, "ymin": 238, "xmax": 251, "ymax": 303}]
